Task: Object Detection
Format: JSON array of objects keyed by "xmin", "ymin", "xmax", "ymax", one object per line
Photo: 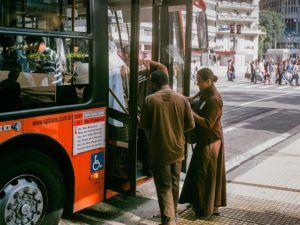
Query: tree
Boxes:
[{"xmin": 259, "ymin": 10, "xmax": 285, "ymax": 56}]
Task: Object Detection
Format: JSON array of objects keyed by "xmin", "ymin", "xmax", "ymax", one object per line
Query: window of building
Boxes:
[{"xmin": 245, "ymin": 36, "xmax": 253, "ymax": 41}]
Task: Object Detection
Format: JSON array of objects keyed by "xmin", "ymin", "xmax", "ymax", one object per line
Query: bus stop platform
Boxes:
[
  {"xmin": 60, "ymin": 132, "xmax": 300, "ymax": 225},
  {"xmin": 177, "ymin": 132, "xmax": 300, "ymax": 225}
]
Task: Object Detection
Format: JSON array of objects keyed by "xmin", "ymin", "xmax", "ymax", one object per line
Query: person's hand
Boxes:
[
  {"xmin": 186, "ymin": 96, "xmax": 194, "ymax": 102},
  {"xmin": 142, "ymin": 58, "xmax": 151, "ymax": 70}
]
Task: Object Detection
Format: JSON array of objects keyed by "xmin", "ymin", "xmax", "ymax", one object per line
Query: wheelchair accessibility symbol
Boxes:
[{"xmin": 91, "ymin": 152, "xmax": 104, "ymax": 172}]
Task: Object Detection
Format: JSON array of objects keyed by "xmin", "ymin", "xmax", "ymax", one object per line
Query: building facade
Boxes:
[
  {"xmin": 260, "ymin": 0, "xmax": 300, "ymax": 49},
  {"xmin": 110, "ymin": 1, "xmax": 262, "ymax": 67},
  {"xmin": 215, "ymin": 0, "xmax": 262, "ymax": 66}
]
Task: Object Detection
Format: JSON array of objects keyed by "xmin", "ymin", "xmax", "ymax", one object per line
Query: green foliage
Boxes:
[
  {"xmin": 27, "ymin": 52, "xmax": 47, "ymax": 61},
  {"xmin": 65, "ymin": 52, "xmax": 85, "ymax": 60},
  {"xmin": 259, "ymin": 10, "xmax": 285, "ymax": 56}
]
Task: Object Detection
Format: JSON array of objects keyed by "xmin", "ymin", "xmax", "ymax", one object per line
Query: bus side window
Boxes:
[
  {"xmin": 0, "ymin": 69, "xmax": 22, "ymax": 113},
  {"xmin": 0, "ymin": 35, "xmax": 91, "ymax": 112}
]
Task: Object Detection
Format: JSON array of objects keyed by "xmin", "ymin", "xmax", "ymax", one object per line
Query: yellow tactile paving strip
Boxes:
[{"xmin": 178, "ymin": 192, "xmax": 300, "ymax": 225}]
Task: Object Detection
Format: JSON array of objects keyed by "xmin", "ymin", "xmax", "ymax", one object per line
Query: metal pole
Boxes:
[{"xmin": 128, "ymin": 0, "xmax": 140, "ymax": 196}]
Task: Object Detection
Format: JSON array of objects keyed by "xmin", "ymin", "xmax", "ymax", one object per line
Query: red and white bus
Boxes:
[{"xmin": 0, "ymin": 1, "xmax": 207, "ymax": 224}]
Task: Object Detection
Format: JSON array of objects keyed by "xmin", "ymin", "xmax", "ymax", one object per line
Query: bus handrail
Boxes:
[{"xmin": 109, "ymin": 88, "xmax": 129, "ymax": 115}]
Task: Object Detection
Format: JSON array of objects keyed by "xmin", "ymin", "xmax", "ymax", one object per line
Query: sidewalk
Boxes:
[
  {"xmin": 177, "ymin": 131, "xmax": 300, "ymax": 224},
  {"xmin": 60, "ymin": 132, "xmax": 300, "ymax": 225}
]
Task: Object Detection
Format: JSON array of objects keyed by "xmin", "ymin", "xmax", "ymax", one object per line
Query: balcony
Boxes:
[
  {"xmin": 217, "ymin": 14, "xmax": 258, "ymax": 22},
  {"xmin": 217, "ymin": 27, "xmax": 230, "ymax": 33},
  {"xmin": 216, "ymin": 26, "xmax": 262, "ymax": 35},
  {"xmin": 217, "ymin": 1, "xmax": 258, "ymax": 10}
]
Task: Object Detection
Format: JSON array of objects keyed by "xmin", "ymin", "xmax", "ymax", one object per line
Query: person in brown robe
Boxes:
[{"xmin": 179, "ymin": 67, "xmax": 227, "ymax": 217}]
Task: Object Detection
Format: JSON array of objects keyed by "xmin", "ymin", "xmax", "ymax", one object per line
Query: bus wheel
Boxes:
[{"xmin": 0, "ymin": 150, "xmax": 64, "ymax": 225}]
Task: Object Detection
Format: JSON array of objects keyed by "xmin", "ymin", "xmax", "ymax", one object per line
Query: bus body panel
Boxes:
[{"xmin": 0, "ymin": 107, "xmax": 106, "ymax": 212}]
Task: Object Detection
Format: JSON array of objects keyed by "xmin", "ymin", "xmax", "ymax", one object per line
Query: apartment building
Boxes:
[
  {"xmin": 215, "ymin": 0, "xmax": 262, "ymax": 66},
  {"xmin": 109, "ymin": 1, "xmax": 262, "ymax": 67},
  {"xmin": 260, "ymin": 0, "xmax": 300, "ymax": 49}
]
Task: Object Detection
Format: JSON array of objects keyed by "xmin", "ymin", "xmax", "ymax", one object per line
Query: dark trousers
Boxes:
[
  {"xmin": 152, "ymin": 161, "xmax": 182, "ymax": 225},
  {"xmin": 250, "ymin": 72, "xmax": 255, "ymax": 82},
  {"xmin": 277, "ymin": 72, "xmax": 283, "ymax": 85},
  {"xmin": 291, "ymin": 74, "xmax": 299, "ymax": 86},
  {"xmin": 137, "ymin": 128, "xmax": 151, "ymax": 176}
]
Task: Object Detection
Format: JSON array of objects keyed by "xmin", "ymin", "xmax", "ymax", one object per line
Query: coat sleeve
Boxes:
[
  {"xmin": 184, "ymin": 98, "xmax": 195, "ymax": 132},
  {"xmin": 201, "ymin": 98, "xmax": 222, "ymax": 129}
]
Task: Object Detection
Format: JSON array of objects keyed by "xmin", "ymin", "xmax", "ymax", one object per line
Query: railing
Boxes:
[
  {"xmin": 217, "ymin": 15, "xmax": 258, "ymax": 21},
  {"xmin": 216, "ymin": 27, "xmax": 260, "ymax": 33},
  {"xmin": 218, "ymin": 1, "xmax": 258, "ymax": 9},
  {"xmin": 217, "ymin": 27, "xmax": 230, "ymax": 32}
]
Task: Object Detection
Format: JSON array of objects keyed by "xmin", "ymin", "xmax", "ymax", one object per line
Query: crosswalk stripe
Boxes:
[
  {"xmin": 260, "ymin": 84, "xmax": 276, "ymax": 89},
  {"xmin": 216, "ymin": 83, "xmax": 233, "ymax": 87},
  {"xmin": 230, "ymin": 84, "xmax": 249, "ymax": 88},
  {"xmin": 277, "ymin": 86, "xmax": 290, "ymax": 89},
  {"xmin": 243, "ymin": 84, "xmax": 257, "ymax": 88}
]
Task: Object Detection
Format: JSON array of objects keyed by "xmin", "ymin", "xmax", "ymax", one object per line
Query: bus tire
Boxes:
[{"xmin": 0, "ymin": 149, "xmax": 64, "ymax": 225}]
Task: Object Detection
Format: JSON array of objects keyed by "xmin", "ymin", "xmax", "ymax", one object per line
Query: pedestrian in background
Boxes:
[
  {"xmin": 285, "ymin": 60, "xmax": 293, "ymax": 84},
  {"xmin": 276, "ymin": 59, "xmax": 283, "ymax": 85},
  {"xmin": 264, "ymin": 58, "xmax": 272, "ymax": 85},
  {"xmin": 245, "ymin": 61, "xmax": 251, "ymax": 80},
  {"xmin": 250, "ymin": 60, "xmax": 256, "ymax": 83},
  {"xmin": 226, "ymin": 59, "xmax": 235, "ymax": 81},
  {"xmin": 291, "ymin": 60, "xmax": 299, "ymax": 86},
  {"xmin": 140, "ymin": 69, "xmax": 195, "ymax": 225},
  {"xmin": 257, "ymin": 58, "xmax": 265, "ymax": 82},
  {"xmin": 179, "ymin": 67, "xmax": 227, "ymax": 218},
  {"xmin": 191, "ymin": 60, "xmax": 199, "ymax": 82}
]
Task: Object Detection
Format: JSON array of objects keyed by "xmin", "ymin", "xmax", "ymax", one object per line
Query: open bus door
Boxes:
[
  {"xmin": 106, "ymin": 0, "xmax": 207, "ymax": 197},
  {"xmin": 153, "ymin": 0, "xmax": 208, "ymax": 172},
  {"xmin": 106, "ymin": 0, "xmax": 154, "ymax": 197}
]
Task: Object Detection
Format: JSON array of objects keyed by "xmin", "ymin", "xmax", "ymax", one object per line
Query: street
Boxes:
[
  {"xmin": 60, "ymin": 71, "xmax": 300, "ymax": 225},
  {"xmin": 209, "ymin": 77, "xmax": 300, "ymax": 169}
]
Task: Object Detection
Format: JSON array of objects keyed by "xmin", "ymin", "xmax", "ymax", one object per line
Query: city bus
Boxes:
[
  {"xmin": 0, "ymin": 0, "xmax": 207, "ymax": 224},
  {"xmin": 265, "ymin": 48, "xmax": 300, "ymax": 63}
]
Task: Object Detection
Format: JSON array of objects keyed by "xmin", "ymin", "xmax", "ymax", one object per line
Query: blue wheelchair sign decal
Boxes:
[{"xmin": 91, "ymin": 152, "xmax": 104, "ymax": 172}]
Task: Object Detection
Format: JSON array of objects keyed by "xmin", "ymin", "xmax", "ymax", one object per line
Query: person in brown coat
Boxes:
[
  {"xmin": 179, "ymin": 67, "xmax": 227, "ymax": 217},
  {"xmin": 140, "ymin": 69, "xmax": 195, "ymax": 225}
]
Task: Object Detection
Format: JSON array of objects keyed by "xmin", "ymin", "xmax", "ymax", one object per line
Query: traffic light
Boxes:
[
  {"xmin": 230, "ymin": 24, "xmax": 235, "ymax": 34},
  {"xmin": 236, "ymin": 24, "xmax": 241, "ymax": 34}
]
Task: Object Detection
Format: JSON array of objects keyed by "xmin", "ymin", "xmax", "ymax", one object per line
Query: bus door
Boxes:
[
  {"xmin": 105, "ymin": 0, "xmax": 207, "ymax": 196},
  {"xmin": 152, "ymin": 0, "xmax": 208, "ymax": 172},
  {"xmin": 106, "ymin": 0, "xmax": 140, "ymax": 196},
  {"xmin": 156, "ymin": 0, "xmax": 207, "ymax": 94},
  {"xmin": 106, "ymin": 0, "xmax": 186, "ymax": 196}
]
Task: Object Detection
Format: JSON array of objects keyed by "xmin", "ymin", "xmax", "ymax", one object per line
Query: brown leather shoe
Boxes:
[{"xmin": 213, "ymin": 207, "xmax": 220, "ymax": 216}]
